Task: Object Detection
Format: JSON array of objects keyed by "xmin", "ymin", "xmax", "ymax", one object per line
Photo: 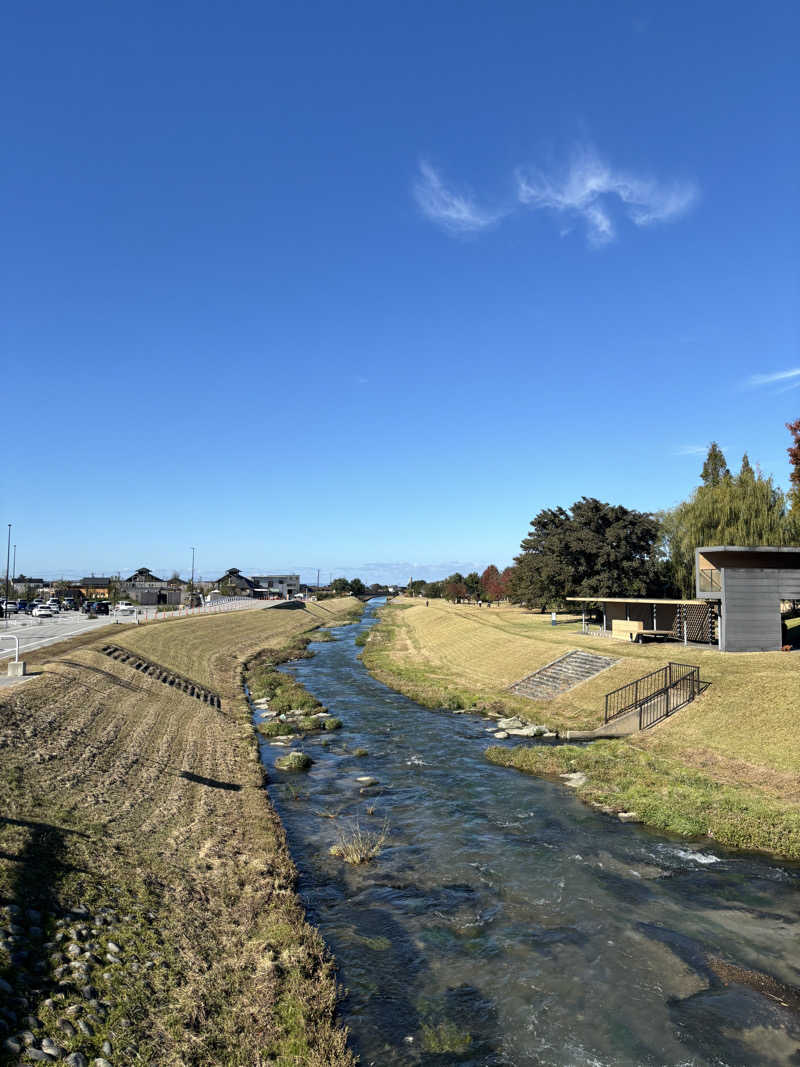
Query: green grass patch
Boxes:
[
  {"xmin": 486, "ymin": 741, "xmax": 800, "ymax": 859},
  {"xmin": 421, "ymin": 1020, "xmax": 473, "ymax": 1054}
]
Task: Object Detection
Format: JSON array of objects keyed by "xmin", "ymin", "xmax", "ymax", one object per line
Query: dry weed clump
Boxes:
[{"xmin": 329, "ymin": 819, "xmax": 389, "ymax": 864}]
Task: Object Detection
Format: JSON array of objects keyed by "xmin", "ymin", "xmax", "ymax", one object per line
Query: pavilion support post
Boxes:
[
  {"xmin": 683, "ymin": 606, "xmax": 688, "ymax": 645},
  {"xmin": 652, "ymin": 603, "xmax": 657, "ymax": 632},
  {"xmin": 602, "ymin": 607, "xmax": 607, "ymax": 633},
  {"xmin": 582, "ymin": 610, "xmax": 586, "ymax": 634}
]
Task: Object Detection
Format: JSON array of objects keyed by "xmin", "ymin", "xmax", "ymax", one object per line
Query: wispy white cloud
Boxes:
[
  {"xmin": 675, "ymin": 443, "xmax": 728, "ymax": 457},
  {"xmin": 516, "ymin": 146, "xmax": 698, "ymax": 246},
  {"xmin": 413, "ymin": 160, "xmax": 501, "ymax": 234},
  {"xmin": 747, "ymin": 368, "xmax": 800, "ymax": 387}
]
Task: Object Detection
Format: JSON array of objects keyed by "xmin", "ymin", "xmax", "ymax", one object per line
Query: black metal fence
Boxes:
[{"xmin": 604, "ymin": 662, "xmax": 701, "ymax": 729}]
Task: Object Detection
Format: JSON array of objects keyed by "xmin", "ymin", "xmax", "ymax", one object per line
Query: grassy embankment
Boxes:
[
  {"xmin": 0, "ymin": 597, "xmax": 362, "ymax": 1066},
  {"xmin": 362, "ymin": 598, "xmax": 800, "ymax": 859}
]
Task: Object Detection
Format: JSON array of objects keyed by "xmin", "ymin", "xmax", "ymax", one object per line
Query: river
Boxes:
[{"xmin": 255, "ymin": 601, "xmax": 800, "ymax": 1066}]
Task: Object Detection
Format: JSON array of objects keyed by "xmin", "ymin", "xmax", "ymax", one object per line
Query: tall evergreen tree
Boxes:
[
  {"xmin": 738, "ymin": 453, "xmax": 755, "ymax": 483},
  {"xmin": 700, "ymin": 442, "xmax": 730, "ymax": 486},
  {"xmin": 509, "ymin": 498, "xmax": 666, "ymax": 610}
]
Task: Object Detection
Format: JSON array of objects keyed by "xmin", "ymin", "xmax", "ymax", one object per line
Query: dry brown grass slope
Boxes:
[{"xmin": 0, "ymin": 598, "xmax": 362, "ymax": 1065}]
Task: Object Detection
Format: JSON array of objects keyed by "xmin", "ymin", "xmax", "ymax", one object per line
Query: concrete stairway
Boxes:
[
  {"xmin": 99, "ymin": 644, "xmax": 222, "ymax": 708},
  {"xmin": 510, "ymin": 649, "xmax": 618, "ymax": 701}
]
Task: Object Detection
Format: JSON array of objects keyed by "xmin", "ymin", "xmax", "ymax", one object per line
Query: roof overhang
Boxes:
[{"xmin": 566, "ymin": 596, "xmax": 708, "ymax": 605}]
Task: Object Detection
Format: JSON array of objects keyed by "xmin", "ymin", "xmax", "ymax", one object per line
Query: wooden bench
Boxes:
[{"xmin": 611, "ymin": 619, "xmax": 644, "ymax": 641}]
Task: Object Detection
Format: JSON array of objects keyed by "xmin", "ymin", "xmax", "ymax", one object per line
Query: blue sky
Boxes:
[{"xmin": 3, "ymin": 1, "xmax": 798, "ymax": 584}]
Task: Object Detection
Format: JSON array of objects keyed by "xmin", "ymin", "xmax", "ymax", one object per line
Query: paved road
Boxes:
[{"xmin": 0, "ymin": 598, "xmax": 267, "ymax": 660}]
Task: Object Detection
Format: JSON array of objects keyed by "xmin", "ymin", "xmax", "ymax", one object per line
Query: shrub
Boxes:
[
  {"xmin": 257, "ymin": 721, "xmax": 296, "ymax": 737},
  {"xmin": 322, "ymin": 717, "xmax": 342, "ymax": 731},
  {"xmin": 274, "ymin": 751, "xmax": 313, "ymax": 772}
]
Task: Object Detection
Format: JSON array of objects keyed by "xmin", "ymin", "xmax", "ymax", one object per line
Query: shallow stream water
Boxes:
[{"xmin": 256, "ymin": 602, "xmax": 800, "ymax": 1066}]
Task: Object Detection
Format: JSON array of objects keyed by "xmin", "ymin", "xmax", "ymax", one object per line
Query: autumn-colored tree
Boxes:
[
  {"xmin": 499, "ymin": 567, "xmax": 515, "ymax": 600},
  {"xmin": 480, "ymin": 564, "xmax": 503, "ymax": 602}
]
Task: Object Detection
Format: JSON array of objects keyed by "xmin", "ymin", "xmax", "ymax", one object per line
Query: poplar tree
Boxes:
[{"xmin": 700, "ymin": 442, "xmax": 730, "ymax": 486}]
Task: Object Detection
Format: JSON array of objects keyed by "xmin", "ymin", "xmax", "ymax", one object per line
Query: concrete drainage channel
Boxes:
[{"xmin": 99, "ymin": 644, "xmax": 222, "ymax": 709}]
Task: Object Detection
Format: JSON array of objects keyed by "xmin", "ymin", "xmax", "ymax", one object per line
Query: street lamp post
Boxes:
[{"xmin": 4, "ymin": 524, "xmax": 10, "ymax": 629}]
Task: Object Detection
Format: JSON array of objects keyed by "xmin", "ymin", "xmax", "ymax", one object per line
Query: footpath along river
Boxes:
[{"xmin": 256, "ymin": 602, "xmax": 800, "ymax": 1066}]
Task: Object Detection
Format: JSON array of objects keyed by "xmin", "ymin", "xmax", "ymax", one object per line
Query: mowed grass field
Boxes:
[
  {"xmin": 364, "ymin": 598, "xmax": 800, "ymax": 857},
  {"xmin": 0, "ymin": 597, "xmax": 362, "ymax": 1066}
]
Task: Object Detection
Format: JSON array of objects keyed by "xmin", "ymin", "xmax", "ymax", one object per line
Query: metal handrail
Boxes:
[{"xmin": 605, "ymin": 661, "xmax": 701, "ymax": 724}]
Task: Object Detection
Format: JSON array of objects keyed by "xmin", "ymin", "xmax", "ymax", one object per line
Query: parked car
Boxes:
[
  {"xmin": 62, "ymin": 597, "xmax": 76, "ymax": 611},
  {"xmin": 16, "ymin": 600, "xmax": 29, "ymax": 613},
  {"xmin": 115, "ymin": 601, "xmax": 136, "ymax": 614},
  {"xmin": 32, "ymin": 605, "xmax": 53, "ymax": 617},
  {"xmin": 95, "ymin": 602, "xmax": 109, "ymax": 615},
  {"xmin": 1, "ymin": 600, "xmax": 18, "ymax": 614}
]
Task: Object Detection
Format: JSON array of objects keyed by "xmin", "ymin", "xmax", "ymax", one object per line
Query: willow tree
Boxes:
[{"xmin": 664, "ymin": 448, "xmax": 789, "ymax": 595}]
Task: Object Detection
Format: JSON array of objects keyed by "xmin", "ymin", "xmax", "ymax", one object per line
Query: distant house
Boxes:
[
  {"xmin": 79, "ymin": 577, "xmax": 113, "ymax": 599},
  {"xmin": 215, "ymin": 568, "xmax": 256, "ymax": 597},
  {"xmin": 12, "ymin": 577, "xmax": 45, "ymax": 595},
  {"xmin": 122, "ymin": 566, "xmax": 182, "ymax": 606},
  {"xmin": 251, "ymin": 574, "xmax": 300, "ymax": 599}
]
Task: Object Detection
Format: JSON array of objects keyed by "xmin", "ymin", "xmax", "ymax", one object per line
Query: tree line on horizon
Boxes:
[{"xmin": 408, "ymin": 422, "xmax": 800, "ymax": 610}]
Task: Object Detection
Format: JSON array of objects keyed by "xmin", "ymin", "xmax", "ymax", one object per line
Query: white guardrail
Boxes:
[
  {"xmin": 150, "ymin": 596, "xmax": 265, "ymax": 622},
  {"xmin": 0, "ymin": 636, "xmax": 19, "ymax": 661}
]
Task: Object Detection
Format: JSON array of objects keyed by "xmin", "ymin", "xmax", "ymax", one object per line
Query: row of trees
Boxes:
[
  {"xmin": 407, "ymin": 565, "xmax": 515, "ymax": 603},
  {"xmin": 415, "ymin": 423, "xmax": 800, "ymax": 610},
  {"xmin": 329, "ymin": 577, "xmax": 388, "ymax": 597}
]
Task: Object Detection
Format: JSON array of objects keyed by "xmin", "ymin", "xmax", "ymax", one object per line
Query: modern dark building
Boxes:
[{"xmin": 696, "ymin": 546, "xmax": 800, "ymax": 652}]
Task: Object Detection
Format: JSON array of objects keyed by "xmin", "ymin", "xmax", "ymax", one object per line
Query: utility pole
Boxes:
[
  {"xmin": 12, "ymin": 545, "xmax": 16, "ymax": 585},
  {"xmin": 4, "ymin": 524, "xmax": 10, "ymax": 628},
  {"xmin": 316, "ymin": 568, "xmax": 320, "ymax": 592},
  {"xmin": 190, "ymin": 547, "xmax": 196, "ymax": 604}
]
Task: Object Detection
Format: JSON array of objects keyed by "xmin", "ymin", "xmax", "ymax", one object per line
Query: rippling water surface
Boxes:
[{"xmin": 256, "ymin": 602, "xmax": 800, "ymax": 1066}]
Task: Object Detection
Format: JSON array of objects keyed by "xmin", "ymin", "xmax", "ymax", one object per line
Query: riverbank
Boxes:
[
  {"xmin": 0, "ymin": 597, "xmax": 362, "ymax": 1065},
  {"xmin": 362, "ymin": 598, "xmax": 800, "ymax": 859}
]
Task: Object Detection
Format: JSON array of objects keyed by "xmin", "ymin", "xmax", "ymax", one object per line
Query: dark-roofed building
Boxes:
[
  {"xmin": 215, "ymin": 568, "xmax": 255, "ymax": 596},
  {"xmin": 696, "ymin": 546, "xmax": 800, "ymax": 652},
  {"xmin": 122, "ymin": 566, "xmax": 182, "ymax": 606},
  {"xmin": 79, "ymin": 577, "xmax": 113, "ymax": 599}
]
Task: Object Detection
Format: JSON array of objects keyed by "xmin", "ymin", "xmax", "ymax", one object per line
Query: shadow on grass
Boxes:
[
  {"xmin": 0, "ymin": 815, "xmax": 90, "ymax": 1011},
  {"xmin": 57, "ymin": 659, "xmax": 148, "ymax": 693},
  {"xmin": 179, "ymin": 771, "xmax": 241, "ymax": 791}
]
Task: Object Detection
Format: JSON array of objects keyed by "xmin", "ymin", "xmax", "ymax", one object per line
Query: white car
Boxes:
[
  {"xmin": 115, "ymin": 601, "xmax": 136, "ymax": 614},
  {"xmin": 1, "ymin": 601, "xmax": 18, "ymax": 614},
  {"xmin": 32, "ymin": 605, "xmax": 53, "ymax": 618}
]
